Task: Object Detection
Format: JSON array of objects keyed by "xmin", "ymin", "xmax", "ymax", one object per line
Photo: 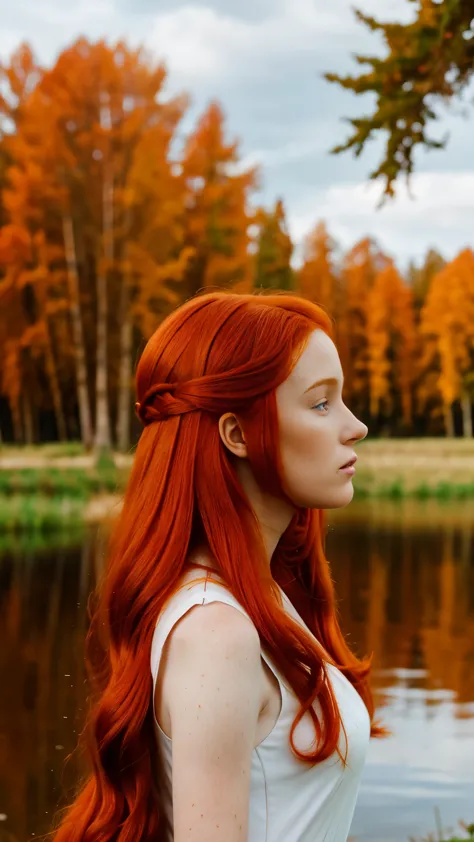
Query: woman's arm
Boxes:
[{"xmin": 163, "ymin": 601, "xmax": 263, "ymax": 842}]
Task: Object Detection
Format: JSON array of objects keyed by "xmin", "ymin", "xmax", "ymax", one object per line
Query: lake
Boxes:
[{"xmin": 0, "ymin": 499, "xmax": 473, "ymax": 842}]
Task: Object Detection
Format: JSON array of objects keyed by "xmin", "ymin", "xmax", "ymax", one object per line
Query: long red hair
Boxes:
[{"xmin": 51, "ymin": 290, "xmax": 384, "ymax": 842}]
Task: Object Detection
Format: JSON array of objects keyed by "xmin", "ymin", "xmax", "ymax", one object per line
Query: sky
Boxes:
[{"xmin": 2, "ymin": 0, "xmax": 474, "ymax": 269}]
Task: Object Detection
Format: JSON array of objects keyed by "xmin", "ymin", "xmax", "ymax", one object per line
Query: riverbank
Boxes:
[
  {"xmin": 2, "ymin": 438, "xmax": 474, "ymax": 485},
  {"xmin": 0, "ymin": 439, "xmax": 474, "ymax": 532},
  {"xmin": 354, "ymin": 438, "xmax": 474, "ymax": 498},
  {"xmin": 0, "ymin": 445, "xmax": 129, "ymax": 531}
]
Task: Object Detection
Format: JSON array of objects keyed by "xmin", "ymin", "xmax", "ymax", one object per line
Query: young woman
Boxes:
[{"xmin": 53, "ymin": 290, "xmax": 385, "ymax": 842}]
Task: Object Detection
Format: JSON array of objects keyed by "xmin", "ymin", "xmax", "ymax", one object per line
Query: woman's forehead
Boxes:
[{"xmin": 290, "ymin": 330, "xmax": 342, "ymax": 387}]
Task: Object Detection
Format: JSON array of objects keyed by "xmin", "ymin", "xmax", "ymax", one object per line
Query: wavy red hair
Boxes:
[{"xmin": 50, "ymin": 290, "xmax": 385, "ymax": 842}]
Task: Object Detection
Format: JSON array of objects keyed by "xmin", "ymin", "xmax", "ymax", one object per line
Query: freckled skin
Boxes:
[
  {"xmin": 275, "ymin": 330, "xmax": 368, "ymax": 510},
  {"xmin": 218, "ymin": 329, "xmax": 368, "ymax": 564}
]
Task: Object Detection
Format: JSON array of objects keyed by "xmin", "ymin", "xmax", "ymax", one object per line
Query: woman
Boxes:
[{"xmin": 52, "ymin": 290, "xmax": 385, "ymax": 842}]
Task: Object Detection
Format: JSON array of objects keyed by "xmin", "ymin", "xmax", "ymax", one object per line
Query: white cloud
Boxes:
[
  {"xmin": 0, "ymin": 29, "xmax": 24, "ymax": 59},
  {"xmin": 145, "ymin": 0, "xmax": 412, "ymax": 85},
  {"xmin": 288, "ymin": 171, "xmax": 474, "ymax": 267},
  {"xmin": 0, "ymin": 0, "xmax": 141, "ymax": 65},
  {"xmin": 146, "ymin": 6, "xmax": 244, "ymax": 80},
  {"xmin": 238, "ymin": 129, "xmax": 338, "ymax": 171},
  {"xmin": 36, "ymin": 0, "xmax": 114, "ymax": 26}
]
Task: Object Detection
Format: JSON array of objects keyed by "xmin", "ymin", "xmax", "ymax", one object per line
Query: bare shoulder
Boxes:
[
  {"xmin": 165, "ymin": 600, "xmax": 262, "ymax": 693},
  {"xmin": 162, "ymin": 602, "xmax": 263, "ymax": 842},
  {"xmin": 171, "ymin": 599, "xmax": 260, "ymax": 649}
]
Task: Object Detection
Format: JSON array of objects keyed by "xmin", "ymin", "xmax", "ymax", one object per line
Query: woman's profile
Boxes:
[{"xmin": 52, "ymin": 290, "xmax": 386, "ymax": 842}]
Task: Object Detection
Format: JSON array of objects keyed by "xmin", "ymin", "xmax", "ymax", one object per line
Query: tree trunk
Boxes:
[
  {"xmin": 22, "ymin": 391, "xmax": 34, "ymax": 445},
  {"xmin": 32, "ymin": 245, "xmax": 68, "ymax": 442},
  {"xmin": 116, "ymin": 276, "xmax": 133, "ymax": 452},
  {"xmin": 62, "ymin": 215, "xmax": 93, "ymax": 449},
  {"xmin": 43, "ymin": 338, "xmax": 67, "ymax": 441},
  {"xmin": 12, "ymin": 402, "xmax": 22, "ymax": 444},
  {"xmin": 94, "ymin": 155, "xmax": 114, "ymax": 454},
  {"xmin": 444, "ymin": 403, "xmax": 455, "ymax": 437},
  {"xmin": 461, "ymin": 390, "xmax": 473, "ymax": 438}
]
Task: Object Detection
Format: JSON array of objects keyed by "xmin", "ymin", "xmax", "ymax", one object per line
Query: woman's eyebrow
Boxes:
[{"xmin": 304, "ymin": 377, "xmax": 340, "ymax": 393}]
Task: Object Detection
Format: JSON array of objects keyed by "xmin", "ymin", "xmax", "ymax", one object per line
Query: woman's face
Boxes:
[{"xmin": 275, "ymin": 328, "xmax": 368, "ymax": 509}]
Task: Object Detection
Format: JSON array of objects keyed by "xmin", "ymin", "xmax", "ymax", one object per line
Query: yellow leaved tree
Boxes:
[
  {"xmin": 420, "ymin": 249, "xmax": 474, "ymax": 437},
  {"xmin": 367, "ymin": 262, "xmax": 416, "ymax": 431}
]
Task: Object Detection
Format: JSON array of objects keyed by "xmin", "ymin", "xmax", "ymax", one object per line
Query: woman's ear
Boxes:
[{"xmin": 218, "ymin": 413, "xmax": 248, "ymax": 459}]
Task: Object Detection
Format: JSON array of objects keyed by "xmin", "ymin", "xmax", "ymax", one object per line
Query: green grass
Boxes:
[
  {"xmin": 0, "ymin": 495, "xmax": 87, "ymax": 533},
  {"xmin": 0, "ymin": 465, "xmax": 127, "ymax": 498},
  {"xmin": 0, "ymin": 524, "xmax": 86, "ymax": 554},
  {"xmin": 354, "ymin": 476, "xmax": 474, "ymax": 500},
  {"xmin": 358, "ymin": 437, "xmax": 474, "ymax": 455},
  {"xmin": 0, "ymin": 441, "xmax": 88, "ymax": 458},
  {"xmin": 0, "ymin": 461, "xmax": 128, "ymax": 532},
  {"xmin": 0, "ymin": 441, "xmax": 137, "ymax": 460}
]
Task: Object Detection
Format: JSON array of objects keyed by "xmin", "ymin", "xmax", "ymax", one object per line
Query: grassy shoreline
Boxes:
[
  {"xmin": 354, "ymin": 438, "xmax": 474, "ymax": 498},
  {"xmin": 0, "ymin": 446, "xmax": 129, "ymax": 531},
  {"xmin": 0, "ymin": 439, "xmax": 473, "ymax": 532}
]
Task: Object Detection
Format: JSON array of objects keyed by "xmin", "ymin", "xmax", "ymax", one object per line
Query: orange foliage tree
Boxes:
[
  {"xmin": 408, "ymin": 249, "xmax": 446, "ymax": 311},
  {"xmin": 0, "ymin": 40, "xmax": 204, "ymax": 450},
  {"xmin": 0, "ymin": 39, "xmax": 473, "ymax": 443},
  {"xmin": 420, "ymin": 249, "xmax": 474, "ymax": 437},
  {"xmin": 297, "ymin": 221, "xmax": 338, "ymax": 317},
  {"xmin": 254, "ymin": 199, "xmax": 294, "ymax": 290},
  {"xmin": 337, "ymin": 238, "xmax": 390, "ymax": 421},
  {"xmin": 34, "ymin": 40, "xmax": 192, "ymax": 451},
  {"xmin": 0, "ymin": 95, "xmax": 70, "ymax": 442},
  {"xmin": 0, "ymin": 225, "xmax": 34, "ymax": 440},
  {"xmin": 366, "ymin": 262, "xmax": 416, "ymax": 430},
  {"xmin": 181, "ymin": 102, "xmax": 257, "ymax": 296}
]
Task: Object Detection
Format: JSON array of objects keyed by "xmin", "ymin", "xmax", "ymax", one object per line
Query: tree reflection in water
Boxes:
[{"xmin": 0, "ymin": 502, "xmax": 473, "ymax": 842}]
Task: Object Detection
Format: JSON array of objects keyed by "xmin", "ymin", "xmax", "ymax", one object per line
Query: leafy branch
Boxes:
[{"xmin": 324, "ymin": 0, "xmax": 474, "ymax": 199}]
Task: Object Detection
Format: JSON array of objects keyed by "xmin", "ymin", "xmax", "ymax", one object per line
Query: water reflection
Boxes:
[
  {"xmin": 327, "ymin": 514, "xmax": 474, "ymax": 713},
  {"xmin": 0, "ymin": 532, "xmax": 98, "ymax": 842},
  {"xmin": 0, "ymin": 503, "xmax": 472, "ymax": 842},
  {"xmin": 326, "ymin": 503, "xmax": 474, "ymax": 841}
]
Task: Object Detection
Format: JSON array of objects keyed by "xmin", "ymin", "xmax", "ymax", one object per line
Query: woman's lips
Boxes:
[
  {"xmin": 339, "ymin": 455, "xmax": 357, "ymax": 475},
  {"xmin": 339, "ymin": 464, "xmax": 356, "ymax": 476}
]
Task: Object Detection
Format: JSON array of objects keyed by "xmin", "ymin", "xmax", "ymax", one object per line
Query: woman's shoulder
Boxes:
[
  {"xmin": 151, "ymin": 563, "xmax": 256, "ymax": 662},
  {"xmin": 166, "ymin": 597, "xmax": 260, "ymax": 656}
]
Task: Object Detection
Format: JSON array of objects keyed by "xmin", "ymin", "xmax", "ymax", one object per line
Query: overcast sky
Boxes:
[{"xmin": 2, "ymin": 0, "xmax": 474, "ymax": 269}]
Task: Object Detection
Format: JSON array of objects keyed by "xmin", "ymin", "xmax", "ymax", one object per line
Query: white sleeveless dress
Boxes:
[{"xmin": 150, "ymin": 568, "xmax": 371, "ymax": 842}]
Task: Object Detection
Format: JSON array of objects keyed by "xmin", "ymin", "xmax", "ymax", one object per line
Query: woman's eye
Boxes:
[{"xmin": 313, "ymin": 400, "xmax": 329, "ymax": 413}]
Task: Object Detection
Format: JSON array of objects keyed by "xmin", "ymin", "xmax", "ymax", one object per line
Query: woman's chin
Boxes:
[
  {"xmin": 292, "ymin": 480, "xmax": 355, "ymax": 510},
  {"xmin": 323, "ymin": 483, "xmax": 355, "ymax": 510}
]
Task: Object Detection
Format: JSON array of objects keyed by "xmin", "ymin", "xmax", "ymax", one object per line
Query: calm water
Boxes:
[{"xmin": 0, "ymin": 501, "xmax": 473, "ymax": 842}]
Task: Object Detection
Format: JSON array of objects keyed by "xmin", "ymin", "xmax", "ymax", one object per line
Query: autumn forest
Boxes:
[{"xmin": 0, "ymin": 38, "xmax": 473, "ymax": 451}]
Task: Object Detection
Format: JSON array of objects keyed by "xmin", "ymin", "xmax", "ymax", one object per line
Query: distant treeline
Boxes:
[{"xmin": 0, "ymin": 39, "xmax": 472, "ymax": 448}]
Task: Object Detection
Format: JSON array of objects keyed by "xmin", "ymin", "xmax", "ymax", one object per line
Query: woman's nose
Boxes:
[
  {"xmin": 356, "ymin": 420, "xmax": 369, "ymax": 442},
  {"xmin": 347, "ymin": 412, "xmax": 368, "ymax": 444}
]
